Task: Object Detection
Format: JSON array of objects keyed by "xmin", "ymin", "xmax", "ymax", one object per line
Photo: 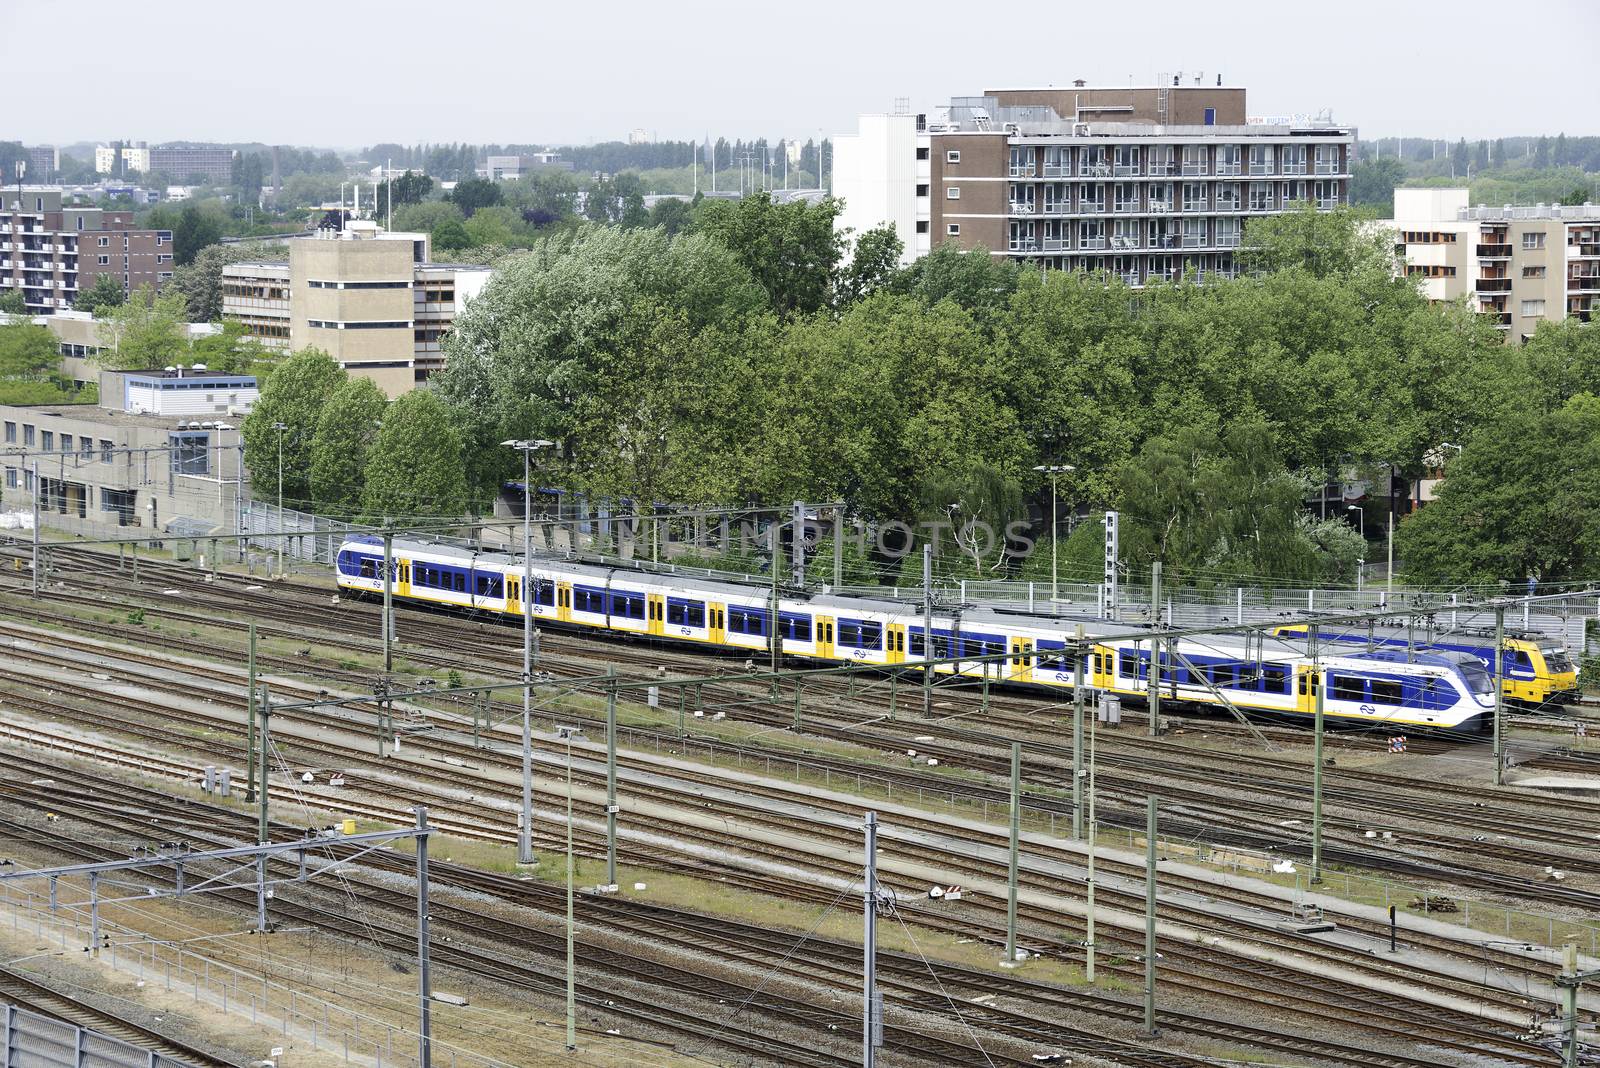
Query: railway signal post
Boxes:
[
  {"xmin": 1311, "ymin": 624, "xmax": 1325, "ymax": 885},
  {"xmin": 245, "ymin": 623, "xmax": 257, "ymax": 803},
  {"xmin": 606, "ymin": 665, "xmax": 619, "ymax": 888},
  {"xmin": 1493, "ymin": 606, "xmax": 1506, "ymax": 786},
  {"xmin": 1004, "ymin": 741, "xmax": 1021, "ymax": 967},
  {"xmin": 922, "ymin": 545, "xmax": 933, "ymax": 717},
  {"xmin": 1148, "ymin": 562, "xmax": 1162, "ymax": 737},
  {"xmin": 1072, "ymin": 624, "xmax": 1086, "ymax": 840},
  {"xmin": 863, "ymin": 810, "xmax": 882, "ymax": 1068}
]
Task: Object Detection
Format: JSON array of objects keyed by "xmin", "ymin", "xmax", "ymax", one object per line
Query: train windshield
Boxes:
[
  {"xmin": 1455, "ymin": 658, "xmax": 1494, "ymax": 696},
  {"xmin": 1540, "ymin": 645, "xmax": 1575, "ymax": 673}
]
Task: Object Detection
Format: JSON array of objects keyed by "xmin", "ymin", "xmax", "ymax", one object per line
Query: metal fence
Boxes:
[
  {"xmin": 0, "ymin": 1002, "xmax": 199, "ymax": 1068},
  {"xmin": 239, "ymin": 499, "xmax": 374, "ymax": 566}
]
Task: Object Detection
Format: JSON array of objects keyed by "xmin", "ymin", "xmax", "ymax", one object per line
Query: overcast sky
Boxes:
[{"xmin": 4, "ymin": 0, "xmax": 1596, "ymax": 150}]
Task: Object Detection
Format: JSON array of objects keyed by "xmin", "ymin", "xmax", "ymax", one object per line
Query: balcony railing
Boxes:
[
  {"xmin": 1081, "ymin": 201, "xmax": 1108, "ymax": 214},
  {"xmin": 1147, "ymin": 161, "xmax": 1178, "ymax": 176},
  {"xmin": 1113, "ymin": 164, "xmax": 1141, "ymax": 177},
  {"xmin": 1216, "ymin": 234, "xmax": 1241, "ymax": 248},
  {"xmin": 1148, "ymin": 235, "xmax": 1179, "ymax": 250},
  {"xmin": 1249, "ymin": 163, "xmax": 1276, "ymax": 175},
  {"xmin": 1215, "ymin": 198, "xmax": 1242, "ymax": 212},
  {"xmin": 1113, "ymin": 200, "xmax": 1140, "ymax": 214},
  {"xmin": 1111, "ymin": 235, "xmax": 1141, "ymax": 250},
  {"xmin": 1042, "ymin": 237, "xmax": 1071, "ymax": 252},
  {"xmin": 1182, "ymin": 199, "xmax": 1208, "ymax": 212},
  {"xmin": 1080, "ymin": 236, "xmax": 1107, "ymax": 250},
  {"xmin": 1080, "ymin": 163, "xmax": 1111, "ymax": 177},
  {"xmin": 1476, "ymin": 278, "xmax": 1513, "ymax": 292},
  {"xmin": 1042, "ymin": 163, "xmax": 1070, "ymax": 178},
  {"xmin": 1041, "ymin": 201, "xmax": 1068, "ymax": 215},
  {"xmin": 1314, "ymin": 161, "xmax": 1340, "ymax": 175},
  {"xmin": 1476, "ymin": 243, "xmax": 1513, "ymax": 258},
  {"xmin": 1181, "ymin": 163, "xmax": 1209, "ymax": 176},
  {"xmin": 1216, "ymin": 162, "xmax": 1242, "ymax": 175},
  {"xmin": 1008, "ymin": 240, "xmax": 1040, "ymax": 252},
  {"xmin": 1147, "ymin": 201, "xmax": 1173, "ymax": 214},
  {"xmin": 1182, "ymin": 234, "xmax": 1208, "ymax": 248},
  {"xmin": 1570, "ymin": 274, "xmax": 1600, "ymax": 292},
  {"xmin": 1491, "ymin": 312, "xmax": 1513, "ymax": 326},
  {"xmin": 1009, "ymin": 203, "xmax": 1035, "ymax": 215},
  {"xmin": 1250, "ymin": 198, "xmax": 1275, "ymax": 211},
  {"xmin": 1317, "ymin": 197, "xmax": 1340, "ymax": 209},
  {"xmin": 1008, "ymin": 165, "xmax": 1036, "ymax": 178},
  {"xmin": 1572, "ymin": 243, "xmax": 1600, "ymax": 257}
]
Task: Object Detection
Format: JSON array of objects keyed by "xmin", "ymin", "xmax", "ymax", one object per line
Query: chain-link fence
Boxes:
[{"xmin": 0, "ymin": 1001, "xmax": 199, "ymax": 1068}]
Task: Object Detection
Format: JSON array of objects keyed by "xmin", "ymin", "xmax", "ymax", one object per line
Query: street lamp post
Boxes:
[
  {"xmin": 555, "ymin": 724, "xmax": 585, "ymax": 1053},
  {"xmin": 1033, "ymin": 464, "xmax": 1076, "ymax": 605},
  {"xmin": 271, "ymin": 422, "xmax": 286, "ymax": 576},
  {"xmin": 504, "ymin": 439, "xmax": 554, "ymax": 867},
  {"xmin": 1346, "ymin": 503, "xmax": 1364, "ymax": 538}
]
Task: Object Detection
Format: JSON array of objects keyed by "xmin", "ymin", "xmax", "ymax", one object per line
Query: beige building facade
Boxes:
[
  {"xmin": 221, "ymin": 222, "xmax": 491, "ymax": 396},
  {"xmin": 1389, "ymin": 188, "xmax": 1600, "ymax": 342}
]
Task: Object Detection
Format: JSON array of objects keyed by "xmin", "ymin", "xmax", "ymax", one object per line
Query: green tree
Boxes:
[
  {"xmin": 692, "ymin": 191, "xmax": 844, "ymax": 316},
  {"xmin": 1238, "ymin": 204, "xmax": 1395, "ymax": 279},
  {"xmin": 241, "ymin": 348, "xmax": 346, "ymax": 507},
  {"xmin": 431, "ymin": 219, "xmax": 472, "ymax": 250},
  {"xmin": 1473, "ymin": 140, "xmax": 1489, "ymax": 173},
  {"xmin": 1397, "ymin": 395, "xmax": 1600, "ymax": 584},
  {"xmin": 190, "ymin": 319, "xmax": 271, "ymax": 374},
  {"xmin": 886, "ymin": 240, "xmax": 1023, "ymax": 314},
  {"xmin": 73, "ymin": 274, "xmax": 127, "ymax": 315},
  {"xmin": 96, "ymin": 286, "xmax": 189, "ymax": 368},
  {"xmin": 361, "ymin": 389, "xmax": 468, "ymax": 519},
  {"xmin": 1452, "ymin": 138, "xmax": 1470, "ymax": 175},
  {"xmin": 448, "ymin": 176, "xmax": 502, "ymax": 217},
  {"xmin": 1534, "ymin": 136, "xmax": 1551, "ymax": 168},
  {"xmin": 173, "ymin": 203, "xmax": 224, "ymax": 265},
  {"xmin": 1516, "ymin": 318, "xmax": 1600, "ymax": 413},
  {"xmin": 647, "ymin": 197, "xmax": 693, "ymax": 236},
  {"xmin": 837, "ymin": 224, "xmax": 903, "ymax": 306},
  {"xmin": 372, "ymin": 170, "xmax": 433, "ymax": 218},
  {"xmin": 0, "ymin": 289, "xmax": 27, "ymax": 314},
  {"xmin": 392, "ymin": 201, "xmax": 465, "ymax": 235},
  {"xmin": 309, "ymin": 377, "xmax": 388, "ymax": 514},
  {"xmin": 0, "ymin": 322, "xmax": 59, "ymax": 379},
  {"xmin": 462, "ymin": 205, "xmax": 526, "ymax": 247},
  {"xmin": 1349, "ymin": 157, "xmax": 1406, "ymax": 211}
]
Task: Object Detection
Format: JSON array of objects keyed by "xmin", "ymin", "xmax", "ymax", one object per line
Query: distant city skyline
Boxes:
[{"xmin": 4, "ymin": 0, "xmax": 1596, "ymax": 149}]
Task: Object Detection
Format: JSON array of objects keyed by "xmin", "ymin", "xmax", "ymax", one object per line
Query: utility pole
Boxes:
[
  {"xmin": 245, "ymin": 623, "xmax": 257, "ymax": 803},
  {"xmin": 605, "ymin": 665, "xmax": 618, "ymax": 888},
  {"xmin": 769, "ymin": 521, "xmax": 781, "ymax": 679},
  {"xmin": 1147, "ymin": 562, "xmax": 1162, "ymax": 737},
  {"xmin": 382, "ymin": 533, "xmax": 394, "ymax": 674},
  {"xmin": 792, "ymin": 500, "xmax": 806, "ymax": 586},
  {"xmin": 833, "ymin": 506, "xmax": 844, "ymax": 589},
  {"xmin": 1004, "ymin": 742, "xmax": 1021, "ymax": 966},
  {"xmin": 862, "ymin": 811, "xmax": 881, "ymax": 1068},
  {"xmin": 415, "ymin": 805, "xmax": 432, "ymax": 1068},
  {"xmin": 1386, "ymin": 511, "xmax": 1395, "ymax": 604},
  {"xmin": 1085, "ymin": 710, "xmax": 1097, "ymax": 983},
  {"xmin": 922, "ymin": 544, "xmax": 933, "ymax": 717},
  {"xmin": 1310, "ymin": 623, "xmax": 1325, "ymax": 885},
  {"xmin": 256, "ymin": 686, "xmax": 272, "ymax": 933},
  {"xmin": 1072, "ymin": 624, "xmax": 1086, "ymax": 840},
  {"xmin": 504, "ymin": 438, "xmax": 552, "ymax": 868},
  {"xmin": 1493, "ymin": 606, "xmax": 1506, "ymax": 786},
  {"xmin": 1143, "ymin": 795, "xmax": 1159, "ymax": 1036},
  {"xmin": 30, "ymin": 460, "xmax": 39, "ymax": 595}
]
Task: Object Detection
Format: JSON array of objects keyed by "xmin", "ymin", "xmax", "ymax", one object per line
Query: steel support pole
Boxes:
[
  {"xmin": 88, "ymin": 872, "xmax": 99, "ymax": 956},
  {"xmin": 1086, "ymin": 713, "xmax": 1097, "ymax": 983},
  {"xmin": 1311, "ymin": 624, "xmax": 1325, "ymax": 885},
  {"xmin": 1561, "ymin": 945, "xmax": 1579, "ymax": 1068},
  {"xmin": 863, "ymin": 811, "xmax": 879, "ymax": 1068},
  {"xmin": 245, "ymin": 623, "xmax": 257, "ymax": 803},
  {"xmin": 833, "ymin": 508, "xmax": 843, "ymax": 589},
  {"xmin": 1072, "ymin": 624, "xmax": 1086, "ymax": 840},
  {"xmin": 31, "ymin": 461, "xmax": 39, "ymax": 595},
  {"xmin": 1147, "ymin": 562, "xmax": 1162, "ymax": 736},
  {"xmin": 922, "ymin": 545, "xmax": 933, "ymax": 717},
  {"xmin": 257, "ymin": 685, "xmax": 272, "ymax": 933},
  {"xmin": 1004, "ymin": 742, "xmax": 1021, "ymax": 966},
  {"xmin": 1493, "ymin": 607, "xmax": 1506, "ymax": 786},
  {"xmin": 605, "ymin": 666, "xmax": 618, "ymax": 888},
  {"xmin": 415, "ymin": 806, "xmax": 432, "ymax": 1068},
  {"xmin": 770, "ymin": 522, "xmax": 780, "ymax": 685},
  {"xmin": 519, "ymin": 452, "xmax": 536, "ymax": 867},
  {"xmin": 565, "ymin": 737, "xmax": 577, "ymax": 1053},
  {"xmin": 382, "ymin": 534, "xmax": 394, "ymax": 674},
  {"xmin": 1143, "ymin": 795, "xmax": 1158, "ymax": 1036}
]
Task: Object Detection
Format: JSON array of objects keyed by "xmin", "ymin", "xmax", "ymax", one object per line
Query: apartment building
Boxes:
[
  {"xmin": 1388, "ymin": 188, "xmax": 1600, "ymax": 342},
  {"xmin": 1, "ymin": 187, "xmax": 175, "ymax": 313},
  {"xmin": 94, "ymin": 143, "xmax": 235, "ymax": 184},
  {"xmin": 1, "ymin": 364, "xmax": 255, "ymax": 540},
  {"xmin": 834, "ymin": 80, "xmax": 1355, "ymax": 283},
  {"xmin": 220, "ymin": 221, "xmax": 492, "ymax": 396},
  {"xmin": 25, "ymin": 146, "xmax": 58, "ymax": 181}
]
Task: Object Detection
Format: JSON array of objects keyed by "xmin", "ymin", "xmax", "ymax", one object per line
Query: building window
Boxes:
[
  {"xmin": 100, "ymin": 439, "xmax": 114, "ymax": 462},
  {"xmin": 169, "ymin": 432, "xmax": 210, "ymax": 475},
  {"xmin": 97, "ymin": 255, "xmax": 110, "ymax": 266},
  {"xmin": 3, "ymin": 469, "xmax": 15, "ymax": 490},
  {"xmin": 1521, "ymin": 299, "xmax": 1546, "ymax": 317},
  {"xmin": 915, "ymin": 220, "xmax": 929, "ymax": 234},
  {"xmin": 23, "ymin": 424, "xmax": 34, "ymax": 447},
  {"xmin": 916, "ymin": 147, "xmax": 929, "ymax": 160},
  {"xmin": 1216, "ymin": 145, "xmax": 1242, "ymax": 176},
  {"xmin": 946, "ymin": 186, "xmax": 960, "ymax": 200},
  {"xmin": 1523, "ymin": 265, "xmax": 1546, "ymax": 279},
  {"xmin": 946, "ymin": 223, "xmax": 960, "ymax": 236},
  {"xmin": 76, "ymin": 217, "xmax": 85, "ymax": 231},
  {"xmin": 3, "ymin": 421, "xmax": 13, "ymax": 444},
  {"xmin": 41, "ymin": 431, "xmax": 53, "ymax": 452},
  {"xmin": 915, "ymin": 184, "xmax": 929, "ymax": 197},
  {"xmin": 97, "ymin": 236, "xmax": 110, "ymax": 247},
  {"xmin": 945, "ymin": 150, "xmax": 960, "ymax": 164},
  {"xmin": 1522, "ymin": 232, "xmax": 1545, "ymax": 250}
]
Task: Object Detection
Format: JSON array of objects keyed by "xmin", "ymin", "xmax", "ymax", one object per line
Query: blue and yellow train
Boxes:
[{"xmin": 336, "ymin": 536, "xmax": 1498, "ymax": 735}]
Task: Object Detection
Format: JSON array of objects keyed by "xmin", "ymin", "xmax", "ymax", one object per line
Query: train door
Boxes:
[
  {"xmin": 397, "ymin": 559, "xmax": 411, "ymax": 597},
  {"xmin": 815, "ymin": 615, "xmax": 835, "ymax": 659},
  {"xmin": 647, "ymin": 593, "xmax": 666, "ymax": 637},
  {"xmin": 1010, "ymin": 637, "xmax": 1033, "ymax": 683},
  {"xmin": 708, "ymin": 602, "xmax": 726, "ymax": 645},
  {"xmin": 1297, "ymin": 665, "xmax": 1320, "ymax": 715},
  {"xmin": 884, "ymin": 623, "xmax": 905, "ymax": 665},
  {"xmin": 556, "ymin": 583, "xmax": 573, "ymax": 624},
  {"xmin": 507, "ymin": 575, "xmax": 521, "ymax": 619}
]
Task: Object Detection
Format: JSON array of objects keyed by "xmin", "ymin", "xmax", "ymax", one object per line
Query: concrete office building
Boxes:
[
  {"xmin": 1388, "ymin": 188, "xmax": 1600, "ymax": 341},
  {"xmin": 220, "ymin": 221, "xmax": 492, "ymax": 395},
  {"xmin": 834, "ymin": 79, "xmax": 1355, "ymax": 284},
  {"xmin": 25, "ymin": 147, "xmax": 59, "ymax": 182},
  {"xmin": 478, "ymin": 153, "xmax": 572, "ymax": 180},
  {"xmin": 1, "ymin": 364, "xmax": 256, "ymax": 540},
  {"xmin": 1, "ymin": 187, "xmax": 175, "ymax": 313},
  {"xmin": 94, "ymin": 143, "xmax": 235, "ymax": 184}
]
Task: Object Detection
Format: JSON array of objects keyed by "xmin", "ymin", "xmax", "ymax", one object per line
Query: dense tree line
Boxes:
[{"xmin": 236, "ymin": 201, "xmax": 1600, "ymax": 588}]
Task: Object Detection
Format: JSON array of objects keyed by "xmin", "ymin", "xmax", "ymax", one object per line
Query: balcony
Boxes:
[
  {"xmin": 1042, "ymin": 237, "xmax": 1071, "ymax": 252},
  {"xmin": 1009, "ymin": 202, "xmax": 1036, "ymax": 215},
  {"xmin": 1147, "ymin": 161, "xmax": 1178, "ymax": 177},
  {"xmin": 1476, "ymin": 278, "xmax": 1512, "ymax": 292},
  {"xmin": 1248, "ymin": 163, "xmax": 1276, "ymax": 176},
  {"xmin": 1181, "ymin": 234, "xmax": 1208, "ymax": 248},
  {"xmin": 1216, "ymin": 234, "xmax": 1242, "ymax": 249},
  {"xmin": 1080, "ymin": 236, "xmax": 1107, "ymax": 250},
  {"xmin": 1317, "ymin": 197, "xmax": 1340, "ymax": 210},
  {"xmin": 1476, "ymin": 243, "xmax": 1513, "ymax": 259},
  {"xmin": 1113, "ymin": 164, "xmax": 1141, "ymax": 178},
  {"xmin": 1080, "ymin": 201, "xmax": 1108, "ymax": 215},
  {"xmin": 1042, "ymin": 163, "xmax": 1070, "ymax": 178},
  {"xmin": 1111, "ymin": 235, "xmax": 1141, "ymax": 250},
  {"xmin": 1041, "ymin": 201, "xmax": 1068, "ymax": 216},
  {"xmin": 1570, "ymin": 274, "xmax": 1600, "ymax": 292},
  {"xmin": 1008, "ymin": 240, "xmax": 1040, "ymax": 253},
  {"xmin": 1216, "ymin": 162, "xmax": 1242, "ymax": 176},
  {"xmin": 1182, "ymin": 199, "xmax": 1208, "ymax": 213},
  {"xmin": 1181, "ymin": 163, "xmax": 1210, "ymax": 176},
  {"xmin": 1282, "ymin": 162, "xmax": 1308, "ymax": 175},
  {"xmin": 1249, "ymin": 199, "xmax": 1276, "ymax": 212},
  {"xmin": 1215, "ymin": 198, "xmax": 1242, "ymax": 213},
  {"xmin": 1314, "ymin": 162, "xmax": 1340, "ymax": 175},
  {"xmin": 1008, "ymin": 166, "xmax": 1036, "ymax": 178},
  {"xmin": 1113, "ymin": 200, "xmax": 1141, "ymax": 214},
  {"xmin": 1572, "ymin": 243, "xmax": 1600, "ymax": 258},
  {"xmin": 1081, "ymin": 163, "xmax": 1111, "ymax": 178},
  {"xmin": 1491, "ymin": 312, "xmax": 1512, "ymax": 326},
  {"xmin": 1148, "ymin": 235, "xmax": 1179, "ymax": 250},
  {"xmin": 1147, "ymin": 201, "xmax": 1173, "ymax": 214}
]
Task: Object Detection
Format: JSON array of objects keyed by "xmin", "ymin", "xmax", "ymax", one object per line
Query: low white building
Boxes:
[{"xmin": 831, "ymin": 113, "xmax": 927, "ymax": 265}]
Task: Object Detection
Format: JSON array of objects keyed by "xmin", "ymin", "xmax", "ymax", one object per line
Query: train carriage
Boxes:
[{"xmin": 336, "ymin": 536, "xmax": 1497, "ymax": 736}]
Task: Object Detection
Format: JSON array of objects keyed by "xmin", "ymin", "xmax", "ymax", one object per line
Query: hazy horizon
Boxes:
[{"xmin": 5, "ymin": 0, "xmax": 1597, "ymax": 149}]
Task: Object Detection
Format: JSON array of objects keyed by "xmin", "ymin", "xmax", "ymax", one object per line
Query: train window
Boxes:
[
  {"xmin": 667, "ymin": 599, "xmax": 707, "ymax": 627},
  {"xmin": 574, "ymin": 587, "xmax": 606, "ymax": 613},
  {"xmin": 910, "ymin": 630, "xmax": 924, "ymax": 656},
  {"xmin": 1119, "ymin": 652, "xmax": 1136, "ymax": 679},
  {"xmin": 1263, "ymin": 666, "xmax": 1288, "ymax": 693},
  {"xmin": 1037, "ymin": 641, "xmax": 1068, "ymax": 671},
  {"xmin": 534, "ymin": 581, "xmax": 555, "ymax": 606},
  {"xmin": 780, "ymin": 612, "xmax": 811, "ymax": 641},
  {"xmin": 729, "ymin": 607, "xmax": 767, "ymax": 636},
  {"xmin": 453, "ymin": 572, "xmax": 466, "ymax": 593},
  {"xmin": 1510, "ymin": 651, "xmax": 1534, "ymax": 675},
  {"xmin": 1330, "ymin": 675, "xmax": 1366, "ymax": 702},
  {"xmin": 612, "ymin": 592, "xmax": 645, "ymax": 619},
  {"xmin": 359, "ymin": 558, "xmax": 377, "ymax": 579},
  {"xmin": 1369, "ymin": 679, "xmax": 1404, "ymax": 706}
]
